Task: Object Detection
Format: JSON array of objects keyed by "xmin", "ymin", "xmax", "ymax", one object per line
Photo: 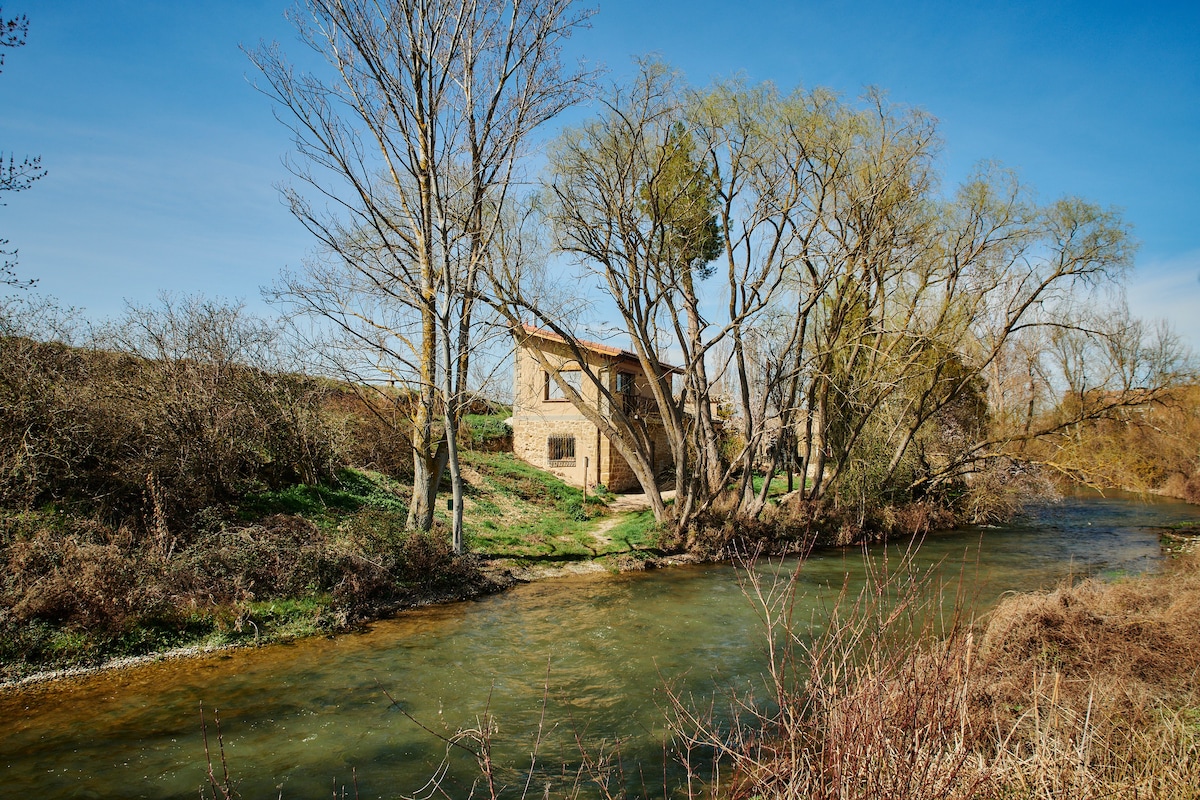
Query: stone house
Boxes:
[{"xmin": 511, "ymin": 325, "xmax": 674, "ymax": 492}]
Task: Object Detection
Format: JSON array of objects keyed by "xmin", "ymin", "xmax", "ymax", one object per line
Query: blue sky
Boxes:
[{"xmin": 3, "ymin": 0, "xmax": 1199, "ymax": 347}]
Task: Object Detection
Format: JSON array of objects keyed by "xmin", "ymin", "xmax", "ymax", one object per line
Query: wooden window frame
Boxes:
[{"xmin": 544, "ymin": 368, "xmax": 582, "ymax": 402}]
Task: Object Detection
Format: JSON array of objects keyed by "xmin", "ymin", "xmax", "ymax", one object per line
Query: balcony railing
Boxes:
[{"xmin": 620, "ymin": 393, "xmax": 661, "ymax": 419}]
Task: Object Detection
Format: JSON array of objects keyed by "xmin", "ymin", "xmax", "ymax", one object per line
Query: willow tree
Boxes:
[
  {"xmin": 496, "ymin": 64, "xmax": 824, "ymax": 533},
  {"xmin": 753, "ymin": 140, "xmax": 1166, "ymax": 519},
  {"xmin": 502, "ymin": 60, "xmax": 1176, "ymax": 539},
  {"xmin": 251, "ymin": 0, "xmax": 593, "ymax": 549}
]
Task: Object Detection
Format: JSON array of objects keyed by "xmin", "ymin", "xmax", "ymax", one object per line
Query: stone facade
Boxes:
[{"xmin": 511, "ymin": 327, "xmax": 673, "ymax": 492}]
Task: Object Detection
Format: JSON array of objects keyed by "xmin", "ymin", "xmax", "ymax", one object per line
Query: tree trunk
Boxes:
[{"xmin": 409, "ymin": 439, "xmax": 449, "ymax": 531}]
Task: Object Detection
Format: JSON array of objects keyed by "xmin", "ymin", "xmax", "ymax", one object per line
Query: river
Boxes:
[{"xmin": 2, "ymin": 491, "xmax": 1197, "ymax": 799}]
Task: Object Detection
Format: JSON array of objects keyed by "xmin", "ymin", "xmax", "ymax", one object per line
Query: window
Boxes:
[
  {"xmin": 617, "ymin": 371, "xmax": 635, "ymax": 414},
  {"xmin": 545, "ymin": 369, "xmax": 583, "ymax": 401},
  {"xmin": 548, "ymin": 435, "xmax": 576, "ymax": 467}
]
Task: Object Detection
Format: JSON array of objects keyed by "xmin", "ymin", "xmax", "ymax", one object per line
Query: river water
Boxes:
[{"xmin": 2, "ymin": 492, "xmax": 1197, "ymax": 799}]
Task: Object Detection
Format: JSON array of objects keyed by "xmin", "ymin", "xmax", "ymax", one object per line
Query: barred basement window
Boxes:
[{"xmin": 547, "ymin": 435, "xmax": 576, "ymax": 467}]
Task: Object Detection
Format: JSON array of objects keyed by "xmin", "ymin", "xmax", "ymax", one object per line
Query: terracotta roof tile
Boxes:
[{"xmin": 518, "ymin": 324, "xmax": 681, "ymax": 372}]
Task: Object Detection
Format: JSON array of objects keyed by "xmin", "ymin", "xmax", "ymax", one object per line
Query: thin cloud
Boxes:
[{"xmin": 1127, "ymin": 250, "xmax": 1200, "ymax": 352}]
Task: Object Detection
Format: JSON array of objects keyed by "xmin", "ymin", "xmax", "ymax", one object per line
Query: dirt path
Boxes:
[
  {"xmin": 604, "ymin": 489, "xmax": 675, "ymax": 513},
  {"xmin": 587, "ymin": 489, "xmax": 674, "ymax": 548},
  {"xmin": 588, "ymin": 515, "xmax": 623, "ymax": 549}
]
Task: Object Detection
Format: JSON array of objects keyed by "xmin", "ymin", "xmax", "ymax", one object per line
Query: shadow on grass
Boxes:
[{"xmin": 478, "ymin": 551, "xmax": 596, "ymax": 564}]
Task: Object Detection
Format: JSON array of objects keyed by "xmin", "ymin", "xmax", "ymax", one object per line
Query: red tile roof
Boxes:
[{"xmin": 518, "ymin": 324, "xmax": 681, "ymax": 372}]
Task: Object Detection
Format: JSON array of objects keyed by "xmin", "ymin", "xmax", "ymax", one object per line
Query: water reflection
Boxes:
[{"xmin": 2, "ymin": 492, "xmax": 1196, "ymax": 799}]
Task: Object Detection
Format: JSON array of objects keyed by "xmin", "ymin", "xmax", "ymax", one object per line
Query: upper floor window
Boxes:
[
  {"xmin": 545, "ymin": 369, "xmax": 583, "ymax": 401},
  {"xmin": 616, "ymin": 371, "xmax": 635, "ymax": 396}
]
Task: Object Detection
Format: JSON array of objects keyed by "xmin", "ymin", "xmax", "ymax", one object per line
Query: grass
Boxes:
[
  {"xmin": 238, "ymin": 450, "xmax": 662, "ymax": 563},
  {"xmin": 463, "ymin": 412, "xmax": 512, "ymax": 447},
  {"xmin": 373, "ymin": 450, "xmax": 659, "ymax": 561},
  {"xmin": 239, "ymin": 451, "xmax": 657, "ymax": 562},
  {"xmin": 245, "ymin": 596, "xmax": 332, "ymax": 640},
  {"xmin": 749, "ymin": 473, "xmax": 794, "ymax": 496},
  {"xmin": 605, "ymin": 510, "xmax": 659, "ymax": 551},
  {"xmin": 242, "ymin": 449, "xmax": 660, "ymax": 561},
  {"xmin": 240, "ymin": 467, "xmax": 409, "ymax": 522},
  {"xmin": 454, "ymin": 451, "xmax": 624, "ymax": 559}
]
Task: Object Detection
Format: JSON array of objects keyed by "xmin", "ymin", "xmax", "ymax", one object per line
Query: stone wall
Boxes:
[
  {"xmin": 513, "ymin": 416, "xmax": 601, "ymax": 488},
  {"xmin": 511, "ymin": 330, "xmax": 676, "ymax": 493},
  {"xmin": 595, "ymin": 425, "xmax": 673, "ymax": 492}
]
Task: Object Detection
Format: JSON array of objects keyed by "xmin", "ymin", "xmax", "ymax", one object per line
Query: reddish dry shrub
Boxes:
[
  {"xmin": 1184, "ymin": 474, "xmax": 1200, "ymax": 505},
  {"xmin": 170, "ymin": 514, "xmax": 336, "ymax": 606},
  {"xmin": 2, "ymin": 521, "xmax": 171, "ymax": 633},
  {"xmin": 321, "ymin": 387, "xmax": 423, "ymax": 479},
  {"xmin": 888, "ymin": 502, "xmax": 957, "ymax": 538},
  {"xmin": 342, "ymin": 409, "xmax": 416, "ymax": 479},
  {"xmin": 676, "ymin": 496, "xmax": 958, "ymax": 558},
  {"xmin": 1161, "ymin": 470, "xmax": 1200, "ymax": 503},
  {"xmin": 969, "ymin": 554, "xmax": 1200, "ymax": 742}
]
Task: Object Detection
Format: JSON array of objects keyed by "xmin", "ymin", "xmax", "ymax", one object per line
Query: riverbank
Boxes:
[
  {"xmin": 0, "ymin": 492, "xmax": 950, "ymax": 689},
  {"xmin": 3, "ymin": 492, "xmax": 1197, "ymax": 799},
  {"xmin": 699, "ymin": 544, "xmax": 1200, "ymax": 800},
  {"xmin": 0, "ymin": 441, "xmax": 668, "ymax": 685},
  {"xmin": 6, "ymin": 486, "xmax": 1197, "ymax": 692},
  {"xmin": 0, "ymin": 544, "xmax": 707, "ymax": 691}
]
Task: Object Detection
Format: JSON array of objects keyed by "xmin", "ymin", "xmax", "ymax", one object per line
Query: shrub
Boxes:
[
  {"xmin": 671, "ymin": 554, "xmax": 1200, "ymax": 800},
  {"xmin": 2, "ymin": 519, "xmax": 170, "ymax": 633},
  {"xmin": 462, "ymin": 414, "xmax": 512, "ymax": 451},
  {"xmin": 0, "ymin": 298, "xmax": 344, "ymax": 535},
  {"xmin": 336, "ymin": 391, "xmax": 417, "ymax": 479},
  {"xmin": 1184, "ymin": 473, "xmax": 1200, "ymax": 505}
]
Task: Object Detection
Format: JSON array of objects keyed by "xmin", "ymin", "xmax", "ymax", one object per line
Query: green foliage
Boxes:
[
  {"xmin": 606, "ymin": 510, "xmax": 659, "ymax": 550},
  {"xmin": 560, "ymin": 498, "xmax": 590, "ymax": 521},
  {"xmin": 463, "ymin": 413, "xmax": 512, "ymax": 449},
  {"xmin": 641, "ymin": 121, "xmax": 723, "ymax": 279},
  {"xmin": 240, "ymin": 468, "xmax": 407, "ymax": 519}
]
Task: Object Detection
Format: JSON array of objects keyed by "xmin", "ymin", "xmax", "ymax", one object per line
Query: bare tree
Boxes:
[
  {"xmin": 1, "ymin": 7, "xmax": 45, "ymax": 288},
  {"xmin": 499, "ymin": 64, "xmax": 822, "ymax": 533},
  {"xmin": 250, "ymin": 0, "xmax": 595, "ymax": 550},
  {"xmin": 514, "ymin": 63, "xmax": 1174, "ymax": 540}
]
